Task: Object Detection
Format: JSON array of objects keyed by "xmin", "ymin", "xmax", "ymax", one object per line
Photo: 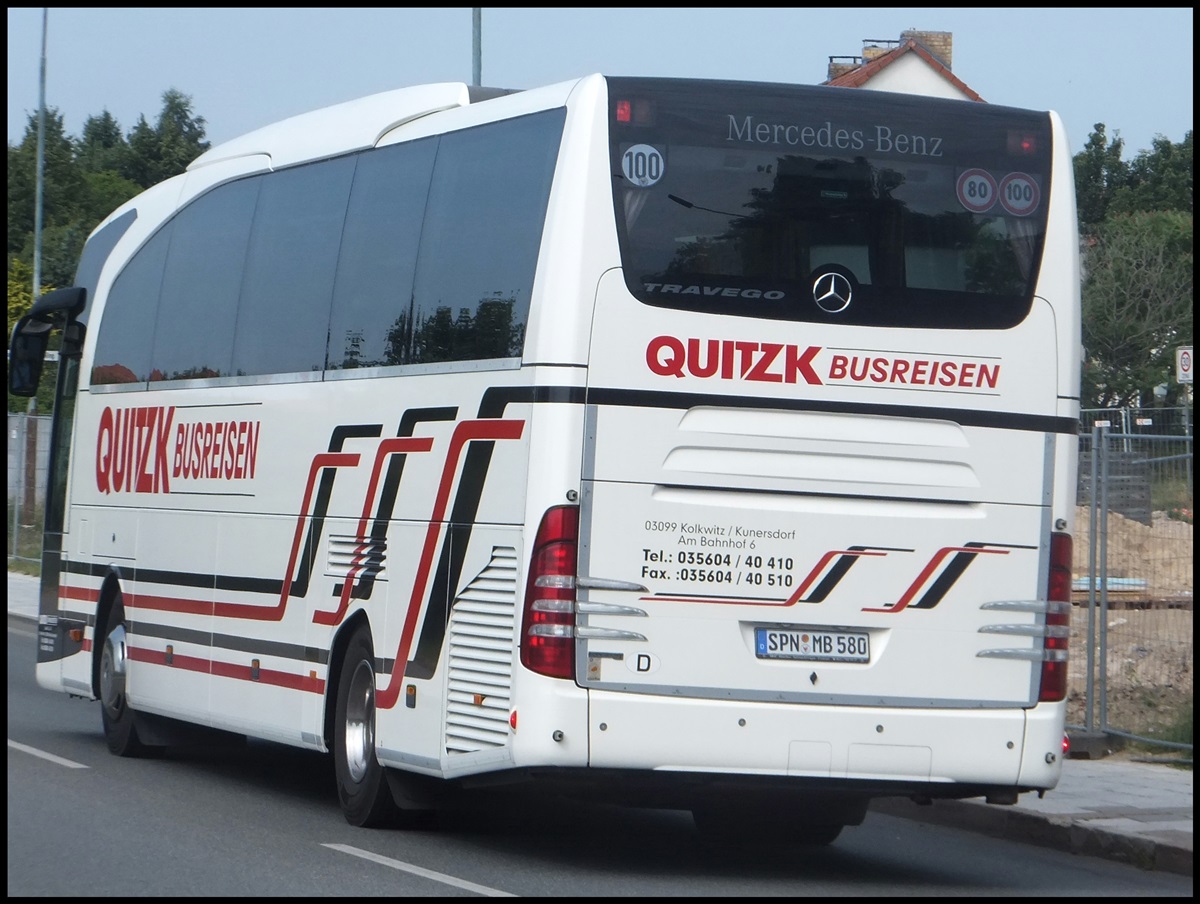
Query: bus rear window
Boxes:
[{"xmin": 607, "ymin": 77, "xmax": 1052, "ymax": 330}]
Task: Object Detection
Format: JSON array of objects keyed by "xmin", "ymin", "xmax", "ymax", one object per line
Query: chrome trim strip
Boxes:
[
  {"xmin": 574, "ymin": 626, "xmax": 647, "ymax": 641},
  {"xmin": 576, "ymin": 601, "xmax": 648, "ymax": 617}
]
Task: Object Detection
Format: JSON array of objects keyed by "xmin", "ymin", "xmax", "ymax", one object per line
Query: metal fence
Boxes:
[
  {"xmin": 1071, "ymin": 427, "xmax": 1193, "ymax": 752},
  {"xmin": 7, "ymin": 412, "xmax": 1194, "ymax": 751},
  {"xmin": 1081, "ymin": 405, "xmax": 1193, "ymax": 437},
  {"xmin": 7, "ymin": 412, "xmax": 51, "ymax": 564}
]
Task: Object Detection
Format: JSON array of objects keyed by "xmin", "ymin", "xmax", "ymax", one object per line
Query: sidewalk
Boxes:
[{"xmin": 7, "ymin": 570, "xmax": 1192, "ymax": 875}]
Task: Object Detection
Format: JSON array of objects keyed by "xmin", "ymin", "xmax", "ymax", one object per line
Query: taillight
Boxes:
[
  {"xmin": 1039, "ymin": 531, "xmax": 1072, "ymax": 702},
  {"xmin": 519, "ymin": 505, "xmax": 579, "ymax": 680}
]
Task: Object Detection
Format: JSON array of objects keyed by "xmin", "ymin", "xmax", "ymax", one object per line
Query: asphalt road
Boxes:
[{"xmin": 7, "ymin": 616, "xmax": 1192, "ymax": 897}]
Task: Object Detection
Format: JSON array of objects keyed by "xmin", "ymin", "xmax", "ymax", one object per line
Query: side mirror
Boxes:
[
  {"xmin": 8, "ymin": 317, "xmax": 51, "ymax": 397},
  {"xmin": 7, "ymin": 286, "xmax": 87, "ymax": 397},
  {"xmin": 28, "ymin": 285, "xmax": 87, "ymax": 320}
]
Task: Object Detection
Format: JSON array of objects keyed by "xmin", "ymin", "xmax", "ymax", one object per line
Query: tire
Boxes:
[
  {"xmin": 692, "ymin": 801, "xmax": 844, "ymax": 847},
  {"xmin": 99, "ymin": 596, "xmax": 149, "ymax": 757},
  {"xmin": 334, "ymin": 626, "xmax": 399, "ymax": 827}
]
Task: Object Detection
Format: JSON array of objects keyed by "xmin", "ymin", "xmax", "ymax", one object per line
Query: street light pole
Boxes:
[
  {"xmin": 33, "ymin": 8, "xmax": 48, "ymax": 299},
  {"xmin": 472, "ymin": 8, "xmax": 481, "ymax": 87}
]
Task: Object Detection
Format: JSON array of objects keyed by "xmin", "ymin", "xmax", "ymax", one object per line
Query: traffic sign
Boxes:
[
  {"xmin": 998, "ymin": 172, "xmax": 1040, "ymax": 217},
  {"xmin": 1177, "ymin": 345, "xmax": 1192, "ymax": 384}
]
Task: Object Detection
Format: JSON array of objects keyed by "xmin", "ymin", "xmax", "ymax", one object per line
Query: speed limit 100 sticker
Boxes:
[
  {"xmin": 956, "ymin": 168, "xmax": 998, "ymax": 213},
  {"xmin": 998, "ymin": 172, "xmax": 1040, "ymax": 216},
  {"xmin": 622, "ymin": 143, "xmax": 665, "ymax": 187}
]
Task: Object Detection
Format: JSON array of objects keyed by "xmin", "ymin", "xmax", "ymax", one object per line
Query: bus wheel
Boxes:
[
  {"xmin": 99, "ymin": 596, "xmax": 148, "ymax": 757},
  {"xmin": 334, "ymin": 626, "xmax": 399, "ymax": 827}
]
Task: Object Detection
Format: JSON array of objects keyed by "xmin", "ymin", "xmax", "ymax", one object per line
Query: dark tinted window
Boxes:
[
  {"xmin": 327, "ymin": 138, "xmax": 437, "ymax": 369},
  {"xmin": 607, "ymin": 77, "xmax": 1053, "ymax": 329},
  {"xmin": 151, "ymin": 178, "xmax": 259, "ymax": 381},
  {"xmin": 92, "ymin": 107, "xmax": 564, "ymax": 385},
  {"xmin": 74, "ymin": 209, "xmax": 137, "ymax": 328},
  {"xmin": 406, "ymin": 109, "xmax": 564, "ymax": 364},
  {"xmin": 231, "ymin": 157, "xmax": 355, "ymax": 376},
  {"xmin": 91, "ymin": 225, "xmax": 170, "ymax": 385}
]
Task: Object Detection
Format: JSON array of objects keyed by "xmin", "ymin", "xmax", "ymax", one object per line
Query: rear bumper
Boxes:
[{"xmin": 584, "ymin": 690, "xmax": 1066, "ymax": 791}]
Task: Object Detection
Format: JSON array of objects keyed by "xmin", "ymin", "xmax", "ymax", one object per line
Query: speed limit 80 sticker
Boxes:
[{"xmin": 956, "ymin": 168, "xmax": 998, "ymax": 213}]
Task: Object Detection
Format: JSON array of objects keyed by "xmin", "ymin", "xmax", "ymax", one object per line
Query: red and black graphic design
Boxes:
[{"xmin": 645, "ymin": 541, "xmax": 1034, "ymax": 613}]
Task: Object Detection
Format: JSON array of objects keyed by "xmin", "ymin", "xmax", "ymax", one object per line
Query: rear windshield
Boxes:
[{"xmin": 607, "ymin": 77, "xmax": 1053, "ymax": 329}]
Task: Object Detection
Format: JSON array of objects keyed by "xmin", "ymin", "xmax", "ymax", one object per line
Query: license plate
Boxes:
[{"xmin": 755, "ymin": 627, "xmax": 870, "ymax": 662}]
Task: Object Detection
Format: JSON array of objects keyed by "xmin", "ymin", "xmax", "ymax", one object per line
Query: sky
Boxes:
[{"xmin": 6, "ymin": 8, "xmax": 1194, "ymax": 160}]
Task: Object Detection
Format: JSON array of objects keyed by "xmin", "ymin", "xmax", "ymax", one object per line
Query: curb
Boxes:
[{"xmin": 871, "ymin": 796, "xmax": 1192, "ymax": 877}]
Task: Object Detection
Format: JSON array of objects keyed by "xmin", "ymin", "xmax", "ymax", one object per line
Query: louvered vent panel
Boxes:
[
  {"xmin": 327, "ymin": 534, "xmax": 386, "ymax": 579},
  {"xmin": 445, "ymin": 547, "xmax": 518, "ymax": 755}
]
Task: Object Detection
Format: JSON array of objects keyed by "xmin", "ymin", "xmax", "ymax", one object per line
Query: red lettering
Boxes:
[
  {"xmin": 785, "ymin": 345, "xmax": 822, "ymax": 385},
  {"xmin": 746, "ymin": 343, "xmax": 783, "ymax": 382},
  {"xmin": 646, "ymin": 335, "xmax": 685, "ymax": 377},
  {"xmin": 686, "ymin": 338, "xmax": 719, "ymax": 377},
  {"xmin": 734, "ymin": 341, "xmax": 758, "ymax": 377},
  {"xmin": 96, "ymin": 407, "xmax": 114, "ymax": 493}
]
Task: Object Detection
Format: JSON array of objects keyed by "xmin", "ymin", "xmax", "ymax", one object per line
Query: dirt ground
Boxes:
[{"xmin": 1067, "ymin": 506, "xmax": 1193, "ymax": 740}]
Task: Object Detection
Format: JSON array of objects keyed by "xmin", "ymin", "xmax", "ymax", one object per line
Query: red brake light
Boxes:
[
  {"xmin": 1008, "ymin": 130, "xmax": 1038, "ymax": 155},
  {"xmin": 614, "ymin": 98, "xmax": 654, "ymax": 126},
  {"xmin": 1039, "ymin": 531, "xmax": 1072, "ymax": 702},
  {"xmin": 519, "ymin": 505, "xmax": 579, "ymax": 680}
]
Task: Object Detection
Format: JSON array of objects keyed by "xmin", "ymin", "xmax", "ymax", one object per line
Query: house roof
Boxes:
[{"xmin": 824, "ymin": 37, "xmax": 985, "ymax": 102}]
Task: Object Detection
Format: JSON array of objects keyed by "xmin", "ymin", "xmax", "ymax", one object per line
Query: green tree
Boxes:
[
  {"xmin": 1111, "ymin": 130, "xmax": 1193, "ymax": 216},
  {"xmin": 1072, "ymin": 123, "xmax": 1129, "ymax": 235},
  {"xmin": 7, "ymin": 108, "xmax": 86, "ymax": 256},
  {"xmin": 1081, "ymin": 210, "xmax": 1193, "ymax": 407},
  {"xmin": 1074, "ymin": 128, "xmax": 1193, "ymax": 409},
  {"xmin": 122, "ymin": 89, "xmax": 209, "ymax": 189},
  {"xmin": 77, "ymin": 110, "xmax": 128, "ymax": 174}
]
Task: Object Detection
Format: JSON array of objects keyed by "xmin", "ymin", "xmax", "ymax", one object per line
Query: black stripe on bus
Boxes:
[{"xmin": 583, "ymin": 386, "xmax": 1078, "ymax": 436}]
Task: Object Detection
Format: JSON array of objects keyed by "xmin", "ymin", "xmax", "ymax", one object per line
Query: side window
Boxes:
[
  {"xmin": 150, "ymin": 178, "xmax": 259, "ymax": 381},
  {"xmin": 327, "ymin": 138, "xmax": 437, "ymax": 369},
  {"xmin": 409, "ymin": 108, "xmax": 564, "ymax": 364},
  {"xmin": 91, "ymin": 224, "xmax": 171, "ymax": 385},
  {"xmin": 231, "ymin": 157, "xmax": 356, "ymax": 377}
]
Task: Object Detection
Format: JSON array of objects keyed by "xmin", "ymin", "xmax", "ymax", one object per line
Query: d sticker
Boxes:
[{"xmin": 625, "ymin": 651, "xmax": 661, "ymax": 674}]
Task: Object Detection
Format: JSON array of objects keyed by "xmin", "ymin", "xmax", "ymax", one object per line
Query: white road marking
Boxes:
[
  {"xmin": 323, "ymin": 843, "xmax": 515, "ymax": 896},
  {"xmin": 8, "ymin": 739, "xmax": 90, "ymax": 769}
]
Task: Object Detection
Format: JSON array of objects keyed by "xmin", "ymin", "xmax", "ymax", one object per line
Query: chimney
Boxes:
[
  {"xmin": 826, "ymin": 56, "xmax": 861, "ymax": 81},
  {"xmin": 901, "ymin": 29, "xmax": 953, "ymax": 69},
  {"xmin": 861, "ymin": 39, "xmax": 899, "ymax": 63}
]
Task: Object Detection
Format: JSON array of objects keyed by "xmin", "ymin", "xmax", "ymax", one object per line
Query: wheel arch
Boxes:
[
  {"xmin": 323, "ymin": 610, "xmax": 373, "ymax": 751},
  {"xmin": 91, "ymin": 568, "xmax": 128, "ymax": 699}
]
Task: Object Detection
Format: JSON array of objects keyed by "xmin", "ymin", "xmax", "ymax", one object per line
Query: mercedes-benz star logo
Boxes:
[{"xmin": 812, "ymin": 271, "xmax": 853, "ymax": 313}]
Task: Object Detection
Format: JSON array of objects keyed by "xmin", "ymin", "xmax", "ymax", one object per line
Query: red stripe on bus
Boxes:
[
  {"xmin": 313, "ymin": 436, "xmax": 435, "ymax": 627},
  {"xmin": 129, "ymin": 646, "xmax": 324, "ymax": 693},
  {"xmin": 60, "ymin": 584, "xmax": 100, "ymax": 602},
  {"xmin": 377, "ymin": 418, "xmax": 524, "ymax": 709}
]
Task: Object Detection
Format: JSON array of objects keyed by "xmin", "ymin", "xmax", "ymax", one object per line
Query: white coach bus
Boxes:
[{"xmin": 10, "ymin": 73, "xmax": 1081, "ymax": 842}]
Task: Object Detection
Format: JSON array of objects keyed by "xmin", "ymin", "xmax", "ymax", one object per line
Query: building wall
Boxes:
[{"xmin": 856, "ymin": 55, "xmax": 970, "ymax": 101}]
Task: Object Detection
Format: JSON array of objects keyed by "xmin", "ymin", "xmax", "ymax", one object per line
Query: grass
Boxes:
[{"xmin": 6, "ymin": 500, "xmax": 43, "ymax": 576}]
